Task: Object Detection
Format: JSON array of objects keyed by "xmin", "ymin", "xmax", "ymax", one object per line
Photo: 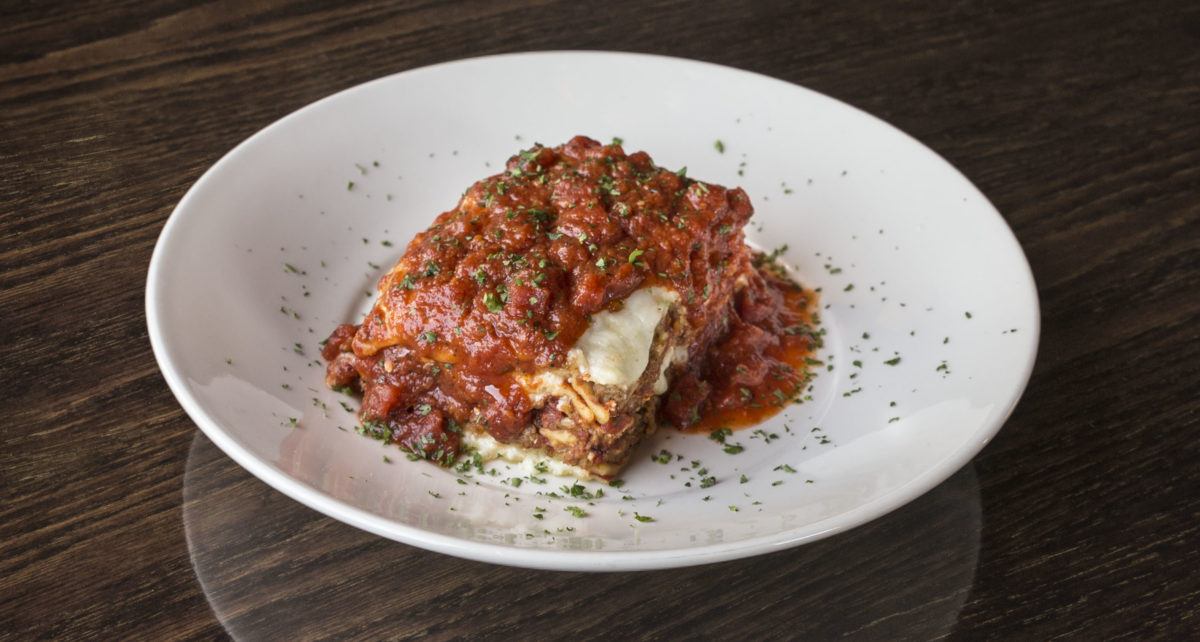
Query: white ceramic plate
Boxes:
[{"xmin": 148, "ymin": 51, "xmax": 1038, "ymax": 571}]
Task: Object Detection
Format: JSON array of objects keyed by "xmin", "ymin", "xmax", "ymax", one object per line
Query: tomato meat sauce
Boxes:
[
  {"xmin": 322, "ymin": 135, "xmax": 820, "ymax": 466},
  {"xmin": 662, "ymin": 266, "xmax": 821, "ymax": 434}
]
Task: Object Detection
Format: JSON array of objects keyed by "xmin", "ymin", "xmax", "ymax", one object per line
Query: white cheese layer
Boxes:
[
  {"xmin": 568, "ymin": 286, "xmax": 677, "ymax": 388},
  {"xmin": 462, "ymin": 429, "xmax": 605, "ymax": 479}
]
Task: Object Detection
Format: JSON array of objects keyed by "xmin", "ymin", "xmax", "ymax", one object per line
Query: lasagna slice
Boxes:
[{"xmin": 322, "ymin": 136, "xmax": 817, "ymax": 478}]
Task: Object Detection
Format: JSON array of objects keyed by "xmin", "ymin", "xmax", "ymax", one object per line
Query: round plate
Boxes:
[{"xmin": 147, "ymin": 51, "xmax": 1038, "ymax": 571}]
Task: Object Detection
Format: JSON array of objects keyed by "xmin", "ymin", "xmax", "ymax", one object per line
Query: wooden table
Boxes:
[{"xmin": 3, "ymin": 1, "xmax": 1197, "ymax": 638}]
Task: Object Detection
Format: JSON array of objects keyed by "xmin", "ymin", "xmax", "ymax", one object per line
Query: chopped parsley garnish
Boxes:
[{"xmin": 560, "ymin": 481, "xmax": 602, "ymax": 500}]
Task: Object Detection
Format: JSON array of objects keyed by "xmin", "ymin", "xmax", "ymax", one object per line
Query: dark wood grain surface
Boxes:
[{"xmin": 2, "ymin": 0, "xmax": 1197, "ymax": 639}]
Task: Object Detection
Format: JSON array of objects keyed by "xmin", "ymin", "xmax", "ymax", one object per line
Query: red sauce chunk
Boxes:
[
  {"xmin": 661, "ymin": 264, "xmax": 822, "ymax": 434},
  {"xmin": 322, "ymin": 136, "xmax": 820, "ymax": 470}
]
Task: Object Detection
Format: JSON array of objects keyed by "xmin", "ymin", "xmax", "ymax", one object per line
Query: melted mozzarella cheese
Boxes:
[
  {"xmin": 569, "ymin": 286, "xmax": 677, "ymax": 388},
  {"xmin": 654, "ymin": 345, "xmax": 689, "ymax": 394}
]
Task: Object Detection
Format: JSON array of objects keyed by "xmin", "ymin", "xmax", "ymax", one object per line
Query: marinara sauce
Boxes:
[{"xmin": 323, "ymin": 136, "xmax": 820, "ymax": 461}]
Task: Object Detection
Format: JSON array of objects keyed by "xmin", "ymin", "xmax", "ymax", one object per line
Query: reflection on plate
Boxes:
[
  {"xmin": 147, "ymin": 51, "xmax": 1038, "ymax": 571},
  {"xmin": 183, "ymin": 431, "xmax": 982, "ymax": 637}
]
